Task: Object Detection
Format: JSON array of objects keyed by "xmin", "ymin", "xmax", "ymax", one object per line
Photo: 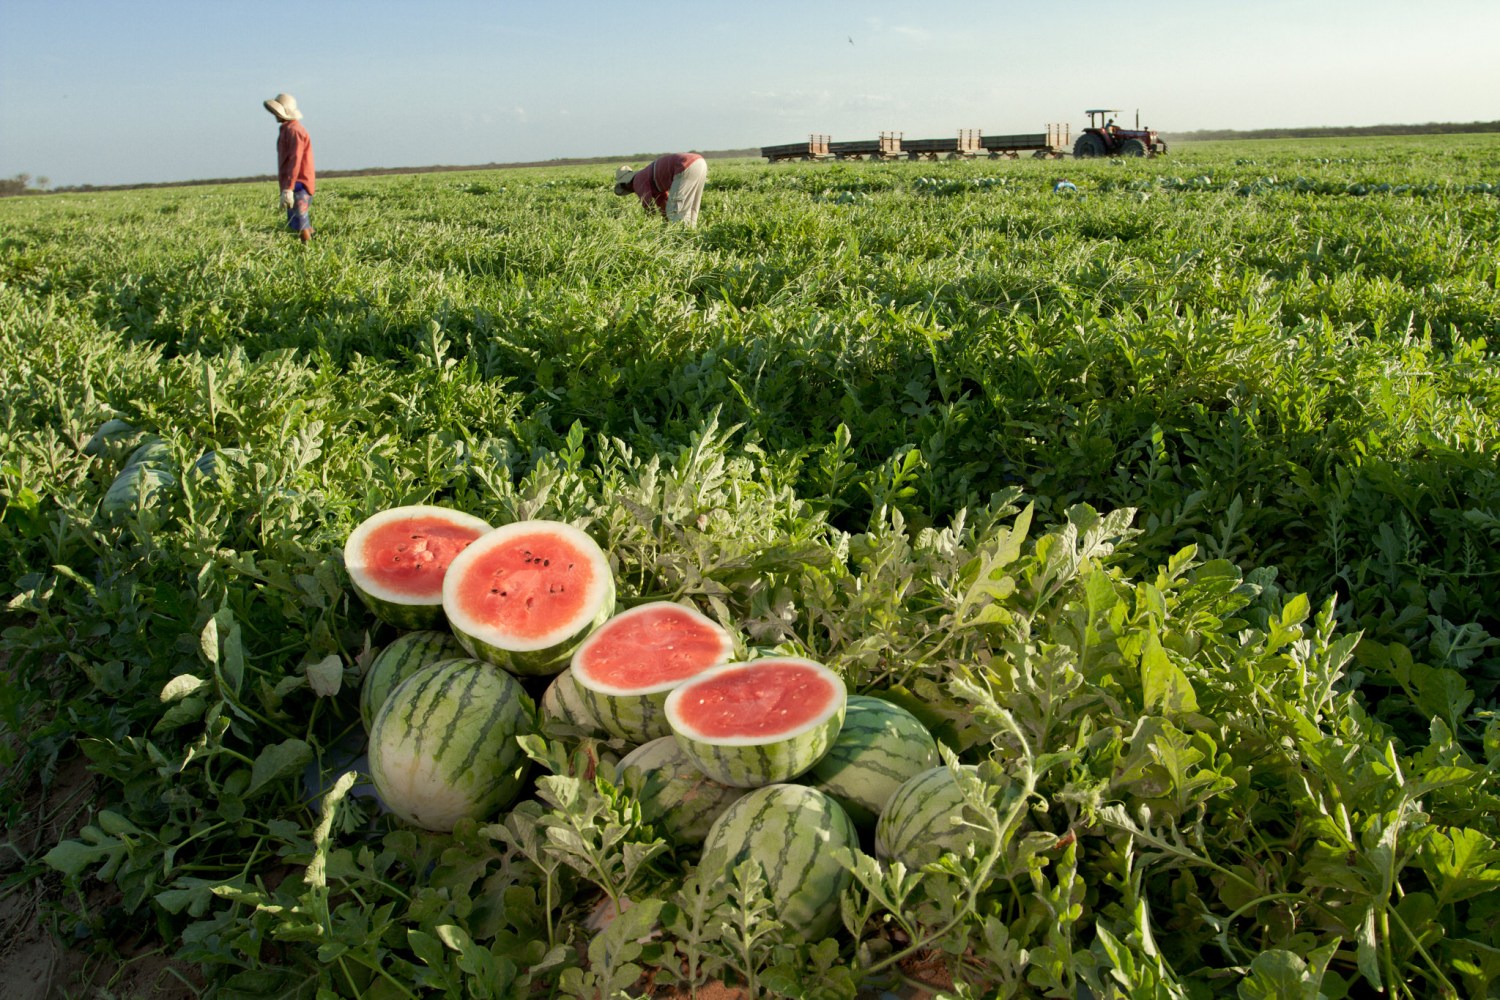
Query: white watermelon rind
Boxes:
[
  {"xmin": 571, "ymin": 602, "xmax": 735, "ymax": 742},
  {"xmin": 367, "ymin": 657, "xmax": 536, "ymax": 832},
  {"xmin": 442, "ymin": 520, "xmax": 616, "ymax": 677},
  {"xmin": 803, "ymin": 695, "xmax": 940, "ymax": 826},
  {"xmin": 664, "ymin": 658, "xmax": 847, "ymax": 788},
  {"xmin": 698, "ymin": 783, "xmax": 857, "ymax": 943},
  {"xmin": 343, "ymin": 505, "xmax": 493, "ymax": 630},
  {"xmin": 614, "ymin": 736, "xmax": 748, "ymax": 844}
]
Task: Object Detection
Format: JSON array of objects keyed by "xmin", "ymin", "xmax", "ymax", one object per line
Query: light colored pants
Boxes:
[{"xmin": 665, "ymin": 157, "xmax": 708, "ymax": 226}]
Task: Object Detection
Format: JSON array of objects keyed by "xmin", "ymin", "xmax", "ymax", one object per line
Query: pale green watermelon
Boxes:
[
  {"xmin": 359, "ymin": 630, "xmax": 467, "ymax": 732},
  {"xmin": 804, "ymin": 695, "xmax": 939, "ymax": 826},
  {"xmin": 100, "ymin": 438, "xmax": 176, "ymax": 515},
  {"xmin": 699, "ymin": 783, "xmax": 856, "ymax": 943},
  {"xmin": 614, "ymin": 736, "xmax": 747, "ymax": 844},
  {"xmin": 367, "ymin": 657, "xmax": 535, "ymax": 831},
  {"xmin": 875, "ymin": 765, "xmax": 995, "ymax": 869},
  {"xmin": 538, "ymin": 667, "xmax": 606, "ymax": 740}
]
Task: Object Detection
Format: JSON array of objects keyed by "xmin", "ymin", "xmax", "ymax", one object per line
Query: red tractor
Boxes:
[{"xmin": 1072, "ymin": 109, "xmax": 1167, "ymax": 158}]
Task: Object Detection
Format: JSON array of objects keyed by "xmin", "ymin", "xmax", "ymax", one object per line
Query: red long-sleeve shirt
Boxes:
[
  {"xmin": 277, "ymin": 121, "xmax": 316, "ymax": 195},
  {"xmin": 629, "ymin": 152, "xmax": 702, "ymax": 214}
]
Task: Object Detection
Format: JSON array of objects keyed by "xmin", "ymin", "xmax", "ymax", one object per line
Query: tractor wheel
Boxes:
[
  {"xmin": 1120, "ymin": 138, "xmax": 1149, "ymax": 157},
  {"xmin": 1073, "ymin": 133, "xmax": 1107, "ymax": 158}
]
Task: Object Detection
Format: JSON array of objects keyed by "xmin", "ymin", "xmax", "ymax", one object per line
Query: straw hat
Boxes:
[
  {"xmin": 613, "ymin": 165, "xmax": 636, "ymax": 195},
  {"xmin": 263, "ymin": 93, "xmax": 303, "ymax": 121}
]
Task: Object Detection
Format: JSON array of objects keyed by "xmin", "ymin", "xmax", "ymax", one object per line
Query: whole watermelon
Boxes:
[
  {"xmin": 875, "ymin": 765, "xmax": 996, "ymax": 869},
  {"xmin": 368, "ymin": 657, "xmax": 535, "ymax": 831},
  {"xmin": 359, "ymin": 630, "xmax": 467, "ymax": 732},
  {"xmin": 614, "ymin": 736, "xmax": 747, "ymax": 845},
  {"xmin": 698, "ymin": 784, "xmax": 856, "ymax": 943},
  {"xmin": 804, "ymin": 694, "xmax": 939, "ymax": 826}
]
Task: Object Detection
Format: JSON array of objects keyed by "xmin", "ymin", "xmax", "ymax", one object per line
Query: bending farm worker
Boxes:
[
  {"xmin": 613, "ymin": 153, "xmax": 708, "ymax": 226},
  {"xmin": 264, "ymin": 92, "xmax": 316, "ymax": 242}
]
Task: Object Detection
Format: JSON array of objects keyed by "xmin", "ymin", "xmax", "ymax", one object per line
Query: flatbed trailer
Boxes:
[
  {"xmin": 981, "ymin": 123, "xmax": 1071, "ymax": 158},
  {"xmin": 829, "ymin": 131, "xmax": 903, "ymax": 160},
  {"xmin": 760, "ymin": 134, "xmax": 833, "ymax": 162},
  {"xmin": 760, "ymin": 123, "xmax": 1074, "ymax": 164},
  {"xmin": 903, "ymin": 129, "xmax": 983, "ymax": 161}
]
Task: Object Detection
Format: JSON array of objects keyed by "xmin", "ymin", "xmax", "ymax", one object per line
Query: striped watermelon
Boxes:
[
  {"xmin": 367, "ymin": 657, "xmax": 536, "ymax": 831},
  {"xmin": 614, "ymin": 736, "xmax": 747, "ymax": 845},
  {"xmin": 664, "ymin": 658, "xmax": 846, "ymax": 788},
  {"xmin": 538, "ymin": 667, "xmax": 605, "ymax": 740},
  {"xmin": 343, "ymin": 505, "xmax": 493, "ymax": 630},
  {"xmin": 101, "ymin": 438, "xmax": 176, "ymax": 515},
  {"xmin": 875, "ymin": 765, "xmax": 995, "ymax": 869},
  {"xmin": 443, "ymin": 520, "xmax": 616, "ymax": 676},
  {"xmin": 83, "ymin": 417, "xmax": 141, "ymax": 457},
  {"xmin": 190, "ymin": 447, "xmax": 248, "ymax": 480},
  {"xmin": 359, "ymin": 630, "xmax": 467, "ymax": 732},
  {"xmin": 571, "ymin": 602, "xmax": 735, "ymax": 742},
  {"xmin": 804, "ymin": 695, "xmax": 939, "ymax": 826},
  {"xmin": 699, "ymin": 784, "xmax": 856, "ymax": 943}
]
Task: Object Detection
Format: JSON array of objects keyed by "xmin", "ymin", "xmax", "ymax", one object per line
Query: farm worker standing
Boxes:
[
  {"xmin": 263, "ymin": 92, "xmax": 316, "ymax": 242},
  {"xmin": 613, "ymin": 153, "xmax": 708, "ymax": 226}
]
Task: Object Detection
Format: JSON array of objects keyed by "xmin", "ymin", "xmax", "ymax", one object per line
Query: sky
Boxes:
[{"xmin": 2, "ymin": 0, "xmax": 1497, "ymax": 189}]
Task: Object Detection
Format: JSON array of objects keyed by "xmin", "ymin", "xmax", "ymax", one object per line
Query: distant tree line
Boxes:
[
  {"xmin": 0, "ymin": 173, "xmax": 49, "ymax": 197},
  {"xmin": 1163, "ymin": 121, "xmax": 1500, "ymax": 142}
]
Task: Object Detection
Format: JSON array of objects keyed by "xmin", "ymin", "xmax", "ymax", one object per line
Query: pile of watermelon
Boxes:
[{"xmin": 345, "ymin": 504, "xmax": 969, "ymax": 943}]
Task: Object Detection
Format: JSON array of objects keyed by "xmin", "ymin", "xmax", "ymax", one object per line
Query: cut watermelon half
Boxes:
[
  {"xmin": 570, "ymin": 602, "xmax": 736, "ymax": 742},
  {"xmin": 664, "ymin": 657, "xmax": 846, "ymax": 788},
  {"xmin": 442, "ymin": 519, "xmax": 616, "ymax": 676},
  {"xmin": 343, "ymin": 505, "xmax": 493, "ymax": 629}
]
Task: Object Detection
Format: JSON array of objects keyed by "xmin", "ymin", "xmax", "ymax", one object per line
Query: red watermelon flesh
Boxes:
[
  {"xmin": 676, "ymin": 661, "xmax": 839, "ymax": 739},
  {"xmin": 362, "ymin": 516, "xmax": 487, "ymax": 599},
  {"xmin": 451, "ymin": 528, "xmax": 598, "ymax": 641},
  {"xmin": 576, "ymin": 603, "xmax": 732, "ymax": 691}
]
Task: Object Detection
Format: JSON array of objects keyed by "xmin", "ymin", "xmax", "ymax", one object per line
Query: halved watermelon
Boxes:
[
  {"xmin": 343, "ymin": 505, "xmax": 493, "ymax": 629},
  {"xmin": 442, "ymin": 519, "xmax": 616, "ymax": 676},
  {"xmin": 664, "ymin": 657, "xmax": 846, "ymax": 788},
  {"xmin": 570, "ymin": 602, "xmax": 735, "ymax": 742}
]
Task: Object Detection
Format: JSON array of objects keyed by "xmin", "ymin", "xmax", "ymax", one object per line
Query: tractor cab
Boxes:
[
  {"xmin": 1085, "ymin": 109, "xmax": 1121, "ymax": 132},
  {"xmin": 1074, "ymin": 109, "xmax": 1167, "ymax": 158}
]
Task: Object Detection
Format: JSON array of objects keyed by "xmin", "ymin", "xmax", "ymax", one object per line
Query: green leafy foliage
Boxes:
[{"xmin": 2, "ymin": 134, "xmax": 1498, "ymax": 997}]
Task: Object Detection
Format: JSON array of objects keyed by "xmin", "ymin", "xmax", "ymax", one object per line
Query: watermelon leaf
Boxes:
[{"xmin": 247, "ymin": 738, "xmax": 314, "ymax": 800}]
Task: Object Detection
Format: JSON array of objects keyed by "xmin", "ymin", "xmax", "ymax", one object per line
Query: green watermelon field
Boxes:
[{"xmin": 2, "ymin": 133, "xmax": 1498, "ymax": 998}]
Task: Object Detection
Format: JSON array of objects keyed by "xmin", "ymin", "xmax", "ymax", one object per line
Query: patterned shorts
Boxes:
[{"xmin": 286, "ymin": 183, "xmax": 312, "ymax": 232}]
